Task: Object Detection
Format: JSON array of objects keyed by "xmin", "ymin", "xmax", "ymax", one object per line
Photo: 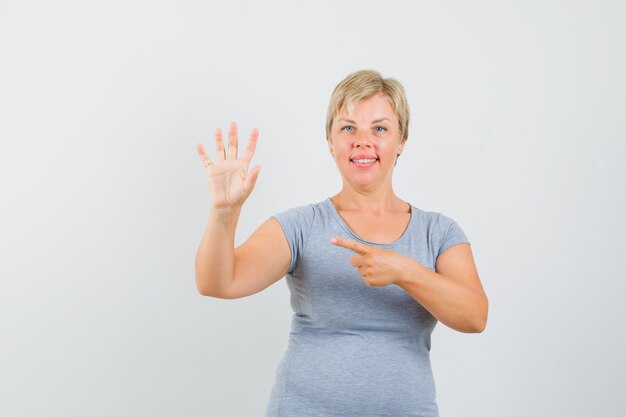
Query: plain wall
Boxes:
[{"xmin": 1, "ymin": 0, "xmax": 625, "ymax": 416}]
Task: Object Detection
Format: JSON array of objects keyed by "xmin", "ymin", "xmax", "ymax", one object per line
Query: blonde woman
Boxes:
[{"xmin": 195, "ymin": 70, "xmax": 488, "ymax": 417}]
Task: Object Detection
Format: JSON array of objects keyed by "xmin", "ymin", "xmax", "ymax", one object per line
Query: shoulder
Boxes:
[
  {"xmin": 272, "ymin": 199, "xmax": 330, "ymax": 226},
  {"xmin": 271, "ymin": 199, "xmax": 333, "ymax": 242},
  {"xmin": 409, "ymin": 204, "xmax": 469, "ymax": 254},
  {"xmin": 271, "ymin": 199, "xmax": 329, "ymax": 273},
  {"xmin": 409, "ymin": 204, "xmax": 461, "ymax": 229}
]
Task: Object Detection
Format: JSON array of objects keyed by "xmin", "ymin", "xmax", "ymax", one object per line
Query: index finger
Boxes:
[
  {"xmin": 240, "ymin": 128, "xmax": 259, "ymax": 164},
  {"xmin": 330, "ymin": 237, "xmax": 369, "ymax": 255}
]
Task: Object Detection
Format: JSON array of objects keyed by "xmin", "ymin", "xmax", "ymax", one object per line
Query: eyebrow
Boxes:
[{"xmin": 336, "ymin": 117, "xmax": 391, "ymax": 124}]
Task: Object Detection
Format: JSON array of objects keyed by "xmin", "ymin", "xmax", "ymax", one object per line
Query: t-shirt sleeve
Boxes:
[
  {"xmin": 436, "ymin": 213, "xmax": 470, "ymax": 258},
  {"xmin": 272, "ymin": 204, "xmax": 316, "ymax": 274}
]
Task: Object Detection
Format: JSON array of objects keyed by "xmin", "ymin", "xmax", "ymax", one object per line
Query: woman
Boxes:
[{"xmin": 195, "ymin": 70, "xmax": 488, "ymax": 417}]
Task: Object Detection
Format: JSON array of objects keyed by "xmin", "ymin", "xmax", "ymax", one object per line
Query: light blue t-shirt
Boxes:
[{"xmin": 266, "ymin": 198, "xmax": 469, "ymax": 417}]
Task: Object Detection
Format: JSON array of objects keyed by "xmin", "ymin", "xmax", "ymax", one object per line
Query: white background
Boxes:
[{"xmin": 1, "ymin": 1, "xmax": 625, "ymax": 416}]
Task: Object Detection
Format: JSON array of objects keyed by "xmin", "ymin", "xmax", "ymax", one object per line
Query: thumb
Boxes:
[{"xmin": 244, "ymin": 165, "xmax": 262, "ymax": 191}]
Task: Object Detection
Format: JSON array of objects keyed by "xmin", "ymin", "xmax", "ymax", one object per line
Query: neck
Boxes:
[{"xmin": 331, "ymin": 183, "xmax": 406, "ymax": 213}]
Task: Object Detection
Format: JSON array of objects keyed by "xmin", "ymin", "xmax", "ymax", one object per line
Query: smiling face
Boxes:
[{"xmin": 328, "ymin": 93, "xmax": 405, "ymax": 190}]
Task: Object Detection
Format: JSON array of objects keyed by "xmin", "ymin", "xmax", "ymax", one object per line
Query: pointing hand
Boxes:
[{"xmin": 330, "ymin": 237, "xmax": 415, "ymax": 287}]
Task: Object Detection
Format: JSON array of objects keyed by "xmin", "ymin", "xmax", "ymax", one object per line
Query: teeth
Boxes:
[{"xmin": 352, "ymin": 158, "xmax": 376, "ymax": 163}]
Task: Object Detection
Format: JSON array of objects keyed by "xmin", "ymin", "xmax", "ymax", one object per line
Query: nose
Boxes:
[{"xmin": 353, "ymin": 130, "xmax": 372, "ymax": 148}]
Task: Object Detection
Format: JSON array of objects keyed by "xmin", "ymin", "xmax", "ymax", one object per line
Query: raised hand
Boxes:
[{"xmin": 196, "ymin": 122, "xmax": 261, "ymax": 210}]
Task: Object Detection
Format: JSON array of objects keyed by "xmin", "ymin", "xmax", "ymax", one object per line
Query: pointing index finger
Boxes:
[{"xmin": 330, "ymin": 237, "xmax": 369, "ymax": 255}]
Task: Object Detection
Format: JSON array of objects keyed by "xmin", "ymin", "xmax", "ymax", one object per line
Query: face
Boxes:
[{"xmin": 328, "ymin": 93, "xmax": 404, "ymax": 189}]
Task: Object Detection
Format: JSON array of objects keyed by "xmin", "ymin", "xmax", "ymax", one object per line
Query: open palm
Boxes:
[{"xmin": 196, "ymin": 122, "xmax": 261, "ymax": 209}]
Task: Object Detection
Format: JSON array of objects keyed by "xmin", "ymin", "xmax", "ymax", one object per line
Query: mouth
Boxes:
[{"xmin": 350, "ymin": 157, "xmax": 378, "ymax": 168}]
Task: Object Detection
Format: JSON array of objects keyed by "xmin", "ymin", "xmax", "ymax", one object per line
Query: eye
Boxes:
[
  {"xmin": 375, "ymin": 126, "xmax": 387, "ymax": 133},
  {"xmin": 341, "ymin": 125, "xmax": 354, "ymax": 132}
]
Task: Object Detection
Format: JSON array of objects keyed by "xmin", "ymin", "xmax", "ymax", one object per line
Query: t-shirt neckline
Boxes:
[{"xmin": 325, "ymin": 197, "xmax": 413, "ymax": 248}]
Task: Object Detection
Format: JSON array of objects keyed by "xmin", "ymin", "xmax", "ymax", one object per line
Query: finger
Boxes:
[
  {"xmin": 215, "ymin": 128, "xmax": 226, "ymax": 162},
  {"xmin": 240, "ymin": 128, "xmax": 259, "ymax": 164},
  {"xmin": 196, "ymin": 143, "xmax": 214, "ymax": 167},
  {"xmin": 349, "ymin": 255, "xmax": 363, "ymax": 268},
  {"xmin": 228, "ymin": 121, "xmax": 238, "ymax": 159},
  {"xmin": 243, "ymin": 165, "xmax": 262, "ymax": 193},
  {"xmin": 330, "ymin": 237, "xmax": 369, "ymax": 255}
]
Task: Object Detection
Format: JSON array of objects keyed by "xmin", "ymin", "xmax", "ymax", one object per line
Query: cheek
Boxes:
[
  {"xmin": 333, "ymin": 143, "xmax": 352, "ymax": 157},
  {"xmin": 374, "ymin": 144, "xmax": 391, "ymax": 158}
]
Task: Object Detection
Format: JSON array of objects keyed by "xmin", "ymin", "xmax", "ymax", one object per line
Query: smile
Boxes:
[{"xmin": 351, "ymin": 158, "xmax": 377, "ymax": 164}]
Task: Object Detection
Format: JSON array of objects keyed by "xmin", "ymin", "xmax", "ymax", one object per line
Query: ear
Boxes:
[
  {"xmin": 327, "ymin": 139, "xmax": 335, "ymax": 157},
  {"xmin": 397, "ymin": 141, "xmax": 405, "ymax": 156}
]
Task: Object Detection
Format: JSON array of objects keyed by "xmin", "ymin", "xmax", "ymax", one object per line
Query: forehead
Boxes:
[{"xmin": 336, "ymin": 93, "xmax": 398, "ymax": 121}]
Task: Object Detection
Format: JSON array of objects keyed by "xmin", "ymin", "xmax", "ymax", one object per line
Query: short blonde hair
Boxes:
[{"xmin": 326, "ymin": 70, "xmax": 410, "ymax": 143}]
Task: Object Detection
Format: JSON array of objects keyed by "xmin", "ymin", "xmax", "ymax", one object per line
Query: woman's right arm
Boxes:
[{"xmin": 194, "ymin": 122, "xmax": 290, "ymax": 299}]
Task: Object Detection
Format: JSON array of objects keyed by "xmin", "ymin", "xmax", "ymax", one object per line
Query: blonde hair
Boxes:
[{"xmin": 325, "ymin": 70, "xmax": 410, "ymax": 143}]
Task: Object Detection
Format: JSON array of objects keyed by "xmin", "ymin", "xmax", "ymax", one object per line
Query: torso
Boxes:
[{"xmin": 266, "ymin": 199, "xmax": 443, "ymax": 416}]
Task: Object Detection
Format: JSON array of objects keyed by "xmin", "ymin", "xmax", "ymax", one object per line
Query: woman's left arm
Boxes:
[{"xmin": 331, "ymin": 238, "xmax": 488, "ymax": 333}]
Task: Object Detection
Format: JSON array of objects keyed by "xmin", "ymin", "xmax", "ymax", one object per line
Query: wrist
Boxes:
[
  {"xmin": 395, "ymin": 258, "xmax": 425, "ymax": 288},
  {"xmin": 210, "ymin": 205, "xmax": 242, "ymax": 223}
]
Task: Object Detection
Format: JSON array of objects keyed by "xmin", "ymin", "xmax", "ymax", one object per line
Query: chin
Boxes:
[{"xmin": 346, "ymin": 175, "xmax": 379, "ymax": 188}]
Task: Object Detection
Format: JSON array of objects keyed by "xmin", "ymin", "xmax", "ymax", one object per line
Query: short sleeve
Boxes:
[
  {"xmin": 436, "ymin": 214, "xmax": 470, "ymax": 258},
  {"xmin": 272, "ymin": 205, "xmax": 316, "ymax": 274}
]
